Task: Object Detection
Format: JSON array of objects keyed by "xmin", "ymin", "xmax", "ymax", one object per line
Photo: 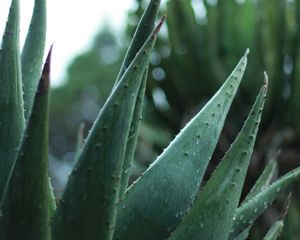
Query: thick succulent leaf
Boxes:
[
  {"xmin": 52, "ymin": 19, "xmax": 164, "ymax": 240},
  {"xmin": 0, "ymin": 48, "xmax": 55, "ymax": 240},
  {"xmin": 115, "ymin": 0, "xmax": 160, "ymax": 85},
  {"xmin": 22, "ymin": 0, "xmax": 46, "ymax": 121},
  {"xmin": 229, "ymin": 166, "xmax": 300, "ymax": 238},
  {"xmin": 263, "ymin": 194, "xmax": 291, "ymax": 240},
  {"xmin": 242, "ymin": 158, "xmax": 278, "ymax": 204},
  {"xmin": 114, "ymin": 50, "xmax": 249, "ymax": 240},
  {"xmin": 168, "ymin": 79, "xmax": 268, "ymax": 240},
  {"xmin": 264, "ymin": 193, "xmax": 291, "ymax": 240},
  {"xmin": 232, "ymin": 228, "xmax": 250, "ymax": 240},
  {"xmin": 263, "ymin": 221, "xmax": 284, "ymax": 240},
  {"xmin": 0, "ymin": 0, "xmax": 25, "ymax": 207},
  {"xmin": 232, "ymin": 152, "xmax": 278, "ymax": 237},
  {"xmin": 117, "ymin": 0, "xmax": 160, "ymax": 197},
  {"xmin": 119, "ymin": 68, "xmax": 148, "ymax": 199}
]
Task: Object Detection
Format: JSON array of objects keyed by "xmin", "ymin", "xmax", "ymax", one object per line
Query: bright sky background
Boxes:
[{"xmin": 0, "ymin": 0, "xmax": 136, "ymax": 86}]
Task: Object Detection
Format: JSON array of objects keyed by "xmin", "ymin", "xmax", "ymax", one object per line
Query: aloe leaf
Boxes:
[
  {"xmin": 232, "ymin": 153, "xmax": 278, "ymax": 237},
  {"xmin": 263, "ymin": 194, "xmax": 291, "ymax": 240},
  {"xmin": 115, "ymin": 0, "xmax": 160, "ymax": 85},
  {"xmin": 117, "ymin": 0, "xmax": 160, "ymax": 200},
  {"xmin": 114, "ymin": 50, "xmax": 249, "ymax": 240},
  {"xmin": 242, "ymin": 157, "xmax": 278, "ymax": 204},
  {"xmin": 263, "ymin": 221, "xmax": 284, "ymax": 240},
  {"xmin": 119, "ymin": 67, "xmax": 148, "ymax": 199},
  {"xmin": 115, "ymin": 0, "xmax": 160, "ymax": 196},
  {"xmin": 229, "ymin": 167, "xmax": 300, "ymax": 238},
  {"xmin": 0, "ymin": 48, "xmax": 55, "ymax": 240},
  {"xmin": 168, "ymin": 77, "xmax": 268, "ymax": 240},
  {"xmin": 22, "ymin": 0, "xmax": 46, "ymax": 121},
  {"xmin": 0, "ymin": 0, "xmax": 25, "ymax": 207},
  {"xmin": 232, "ymin": 228, "xmax": 250, "ymax": 240},
  {"xmin": 52, "ymin": 19, "xmax": 164, "ymax": 240}
]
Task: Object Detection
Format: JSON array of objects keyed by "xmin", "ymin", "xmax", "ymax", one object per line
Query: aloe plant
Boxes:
[{"xmin": 0, "ymin": 0, "xmax": 299, "ymax": 240}]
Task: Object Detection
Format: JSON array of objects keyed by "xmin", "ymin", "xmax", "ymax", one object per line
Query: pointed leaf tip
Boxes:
[
  {"xmin": 37, "ymin": 46, "xmax": 52, "ymax": 95},
  {"xmin": 153, "ymin": 15, "xmax": 166, "ymax": 36},
  {"xmin": 245, "ymin": 48, "xmax": 250, "ymax": 57},
  {"xmin": 274, "ymin": 149, "xmax": 281, "ymax": 159},
  {"xmin": 264, "ymin": 71, "xmax": 269, "ymax": 87},
  {"xmin": 79, "ymin": 122, "xmax": 85, "ymax": 133},
  {"xmin": 280, "ymin": 193, "xmax": 292, "ymax": 220},
  {"xmin": 115, "ymin": 53, "xmax": 249, "ymax": 240}
]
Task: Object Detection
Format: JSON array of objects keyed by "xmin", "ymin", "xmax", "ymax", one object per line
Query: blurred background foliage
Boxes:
[{"xmin": 49, "ymin": 0, "xmax": 300, "ymax": 238}]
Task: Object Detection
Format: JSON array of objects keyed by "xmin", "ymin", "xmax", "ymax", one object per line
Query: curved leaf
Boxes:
[
  {"xmin": 114, "ymin": 50, "xmax": 249, "ymax": 240},
  {"xmin": 242, "ymin": 157, "xmax": 278, "ymax": 204},
  {"xmin": 0, "ymin": 48, "xmax": 55, "ymax": 240},
  {"xmin": 232, "ymin": 154, "xmax": 278, "ymax": 238},
  {"xmin": 116, "ymin": 0, "xmax": 161, "ymax": 200},
  {"xmin": 119, "ymin": 67, "xmax": 148, "ymax": 199},
  {"xmin": 263, "ymin": 221, "xmax": 284, "ymax": 240},
  {"xmin": 52, "ymin": 19, "xmax": 164, "ymax": 240},
  {"xmin": 22, "ymin": 0, "xmax": 47, "ymax": 120},
  {"xmin": 115, "ymin": 0, "xmax": 160, "ymax": 85},
  {"xmin": 263, "ymin": 194, "xmax": 291, "ymax": 240},
  {"xmin": 168, "ymin": 77, "xmax": 268, "ymax": 240},
  {"xmin": 0, "ymin": 0, "xmax": 25, "ymax": 207},
  {"xmin": 229, "ymin": 166, "xmax": 300, "ymax": 238}
]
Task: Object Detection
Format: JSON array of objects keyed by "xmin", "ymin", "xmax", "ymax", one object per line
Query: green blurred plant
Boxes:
[
  {"xmin": 0, "ymin": 0, "xmax": 300, "ymax": 240},
  {"xmin": 151, "ymin": 0, "xmax": 300, "ymax": 164}
]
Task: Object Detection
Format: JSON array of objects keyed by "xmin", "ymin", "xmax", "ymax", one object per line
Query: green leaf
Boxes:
[
  {"xmin": 242, "ymin": 156, "xmax": 278, "ymax": 204},
  {"xmin": 263, "ymin": 221, "xmax": 284, "ymax": 240},
  {"xmin": 117, "ymin": 0, "xmax": 160, "ymax": 200},
  {"xmin": 264, "ymin": 193, "xmax": 292, "ymax": 240},
  {"xmin": 168, "ymin": 76, "xmax": 268, "ymax": 240},
  {"xmin": 115, "ymin": 0, "xmax": 160, "ymax": 195},
  {"xmin": 115, "ymin": 0, "xmax": 160, "ymax": 85},
  {"xmin": 114, "ymin": 50, "xmax": 249, "ymax": 240},
  {"xmin": 119, "ymin": 67, "xmax": 148, "ymax": 199},
  {"xmin": 166, "ymin": 0, "xmax": 212, "ymax": 97},
  {"xmin": 0, "ymin": 48, "xmax": 55, "ymax": 240},
  {"xmin": 263, "ymin": 194, "xmax": 291, "ymax": 240},
  {"xmin": 52, "ymin": 19, "xmax": 164, "ymax": 240},
  {"xmin": 21, "ymin": 0, "xmax": 46, "ymax": 121},
  {"xmin": 0, "ymin": 0, "xmax": 25, "ymax": 207},
  {"xmin": 232, "ymin": 228, "xmax": 250, "ymax": 240},
  {"xmin": 229, "ymin": 166, "xmax": 300, "ymax": 238},
  {"xmin": 231, "ymin": 153, "xmax": 278, "ymax": 238}
]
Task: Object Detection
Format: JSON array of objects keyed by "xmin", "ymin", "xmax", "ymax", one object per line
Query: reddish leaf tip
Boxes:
[
  {"xmin": 153, "ymin": 15, "xmax": 166, "ymax": 36},
  {"xmin": 37, "ymin": 46, "xmax": 53, "ymax": 95}
]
